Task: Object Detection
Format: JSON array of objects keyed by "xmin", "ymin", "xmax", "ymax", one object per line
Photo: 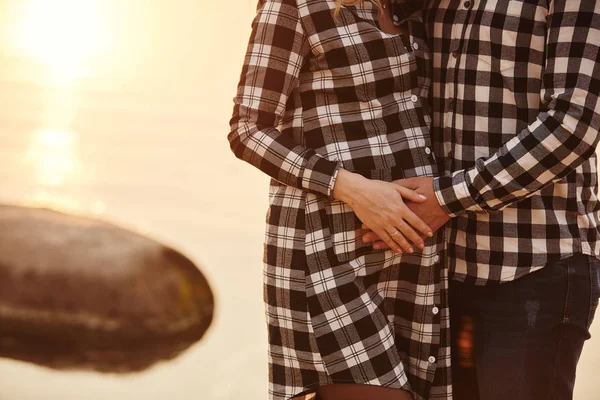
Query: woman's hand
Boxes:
[
  {"xmin": 361, "ymin": 177, "xmax": 451, "ymax": 250},
  {"xmin": 332, "ymin": 169, "xmax": 433, "ymax": 253}
]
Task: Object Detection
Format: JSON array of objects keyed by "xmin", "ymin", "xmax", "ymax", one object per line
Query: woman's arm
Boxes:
[
  {"xmin": 229, "ymin": 0, "xmax": 432, "ymax": 252},
  {"xmin": 228, "ymin": 0, "xmax": 340, "ymax": 198}
]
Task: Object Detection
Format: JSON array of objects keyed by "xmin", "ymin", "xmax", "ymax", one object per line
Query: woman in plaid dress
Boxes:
[{"xmin": 229, "ymin": 0, "xmax": 451, "ymax": 399}]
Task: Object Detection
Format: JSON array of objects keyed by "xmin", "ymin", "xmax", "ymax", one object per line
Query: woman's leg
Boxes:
[{"xmin": 317, "ymin": 384, "xmax": 413, "ymax": 400}]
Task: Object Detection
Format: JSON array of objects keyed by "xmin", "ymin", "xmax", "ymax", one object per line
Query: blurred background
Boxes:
[{"xmin": 0, "ymin": 0, "xmax": 597, "ymax": 399}]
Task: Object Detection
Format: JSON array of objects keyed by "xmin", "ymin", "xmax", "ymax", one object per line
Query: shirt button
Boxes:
[
  {"xmin": 452, "ymin": 51, "xmax": 459, "ymax": 58},
  {"xmin": 425, "ymin": 147, "xmax": 432, "ymax": 155},
  {"xmin": 433, "ymin": 254, "xmax": 440, "ymax": 264},
  {"xmin": 428, "ymin": 356, "xmax": 437, "ymax": 364},
  {"xmin": 464, "ymin": 1, "xmax": 472, "ymax": 8},
  {"xmin": 413, "ymin": 42, "xmax": 419, "ymax": 50},
  {"xmin": 411, "ymin": 95, "xmax": 419, "ymax": 103},
  {"xmin": 432, "ymin": 306, "xmax": 440, "ymax": 315}
]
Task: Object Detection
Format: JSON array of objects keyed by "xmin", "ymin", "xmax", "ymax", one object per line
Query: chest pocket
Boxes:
[{"xmin": 473, "ymin": 0, "xmax": 547, "ymax": 73}]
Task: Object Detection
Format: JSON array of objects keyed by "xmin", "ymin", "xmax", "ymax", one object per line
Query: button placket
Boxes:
[{"xmin": 443, "ymin": 82, "xmax": 455, "ymax": 127}]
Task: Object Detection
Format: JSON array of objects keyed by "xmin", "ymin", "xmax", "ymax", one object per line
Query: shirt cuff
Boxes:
[
  {"xmin": 300, "ymin": 151, "xmax": 342, "ymax": 199},
  {"xmin": 433, "ymin": 170, "xmax": 484, "ymax": 217}
]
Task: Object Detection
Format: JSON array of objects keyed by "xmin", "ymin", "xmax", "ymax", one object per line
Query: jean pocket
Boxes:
[{"xmin": 587, "ymin": 257, "xmax": 600, "ymax": 329}]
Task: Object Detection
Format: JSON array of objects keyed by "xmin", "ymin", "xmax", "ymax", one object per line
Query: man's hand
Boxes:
[
  {"xmin": 362, "ymin": 177, "xmax": 451, "ymax": 249},
  {"xmin": 333, "ymin": 169, "xmax": 433, "ymax": 253}
]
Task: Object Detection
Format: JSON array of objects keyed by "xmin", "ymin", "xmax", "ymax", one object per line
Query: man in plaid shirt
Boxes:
[{"xmin": 365, "ymin": 0, "xmax": 600, "ymax": 398}]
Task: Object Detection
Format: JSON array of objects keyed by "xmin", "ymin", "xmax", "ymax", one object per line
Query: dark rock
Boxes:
[{"xmin": 0, "ymin": 205, "xmax": 214, "ymax": 373}]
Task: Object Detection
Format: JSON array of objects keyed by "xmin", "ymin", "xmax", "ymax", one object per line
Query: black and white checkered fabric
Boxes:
[
  {"xmin": 229, "ymin": 0, "xmax": 451, "ymax": 399},
  {"xmin": 426, "ymin": 0, "xmax": 600, "ymax": 284}
]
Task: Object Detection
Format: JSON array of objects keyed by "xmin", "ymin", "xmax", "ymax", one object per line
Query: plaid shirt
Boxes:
[
  {"xmin": 230, "ymin": 0, "xmax": 451, "ymax": 399},
  {"xmin": 426, "ymin": 0, "xmax": 600, "ymax": 284}
]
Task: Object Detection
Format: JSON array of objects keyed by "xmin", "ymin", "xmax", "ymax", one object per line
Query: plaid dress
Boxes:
[{"xmin": 229, "ymin": 1, "xmax": 451, "ymax": 399}]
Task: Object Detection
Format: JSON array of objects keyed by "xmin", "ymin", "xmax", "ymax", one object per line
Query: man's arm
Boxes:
[{"xmin": 434, "ymin": 0, "xmax": 600, "ymax": 217}]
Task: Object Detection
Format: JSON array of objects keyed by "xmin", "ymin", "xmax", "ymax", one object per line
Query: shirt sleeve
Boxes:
[
  {"xmin": 228, "ymin": 0, "xmax": 341, "ymax": 198},
  {"xmin": 433, "ymin": 0, "xmax": 600, "ymax": 217}
]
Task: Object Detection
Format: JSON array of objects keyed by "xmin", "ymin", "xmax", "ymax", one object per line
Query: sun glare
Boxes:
[
  {"xmin": 11, "ymin": 0, "xmax": 111, "ymax": 85},
  {"xmin": 27, "ymin": 129, "xmax": 78, "ymax": 186}
]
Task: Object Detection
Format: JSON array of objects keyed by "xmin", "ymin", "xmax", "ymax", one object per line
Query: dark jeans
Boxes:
[{"xmin": 450, "ymin": 254, "xmax": 600, "ymax": 400}]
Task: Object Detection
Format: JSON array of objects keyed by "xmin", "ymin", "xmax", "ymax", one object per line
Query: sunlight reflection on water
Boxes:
[
  {"xmin": 0, "ymin": 2, "xmax": 269, "ymax": 398},
  {"xmin": 27, "ymin": 129, "xmax": 78, "ymax": 186}
]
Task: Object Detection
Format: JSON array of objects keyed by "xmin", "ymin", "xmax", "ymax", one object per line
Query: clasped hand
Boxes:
[{"xmin": 361, "ymin": 177, "xmax": 450, "ymax": 251}]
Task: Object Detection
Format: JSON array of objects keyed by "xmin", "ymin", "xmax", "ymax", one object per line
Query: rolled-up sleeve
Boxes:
[
  {"xmin": 434, "ymin": 0, "xmax": 600, "ymax": 217},
  {"xmin": 228, "ymin": 0, "xmax": 341, "ymax": 198}
]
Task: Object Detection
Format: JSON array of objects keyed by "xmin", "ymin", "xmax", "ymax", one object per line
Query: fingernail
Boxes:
[
  {"xmin": 408, "ymin": 247, "xmax": 414, "ymax": 253},
  {"xmin": 419, "ymin": 194, "xmax": 427, "ymax": 199},
  {"xmin": 419, "ymin": 243, "xmax": 425, "ymax": 249},
  {"xmin": 427, "ymin": 232, "xmax": 434, "ymax": 237}
]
